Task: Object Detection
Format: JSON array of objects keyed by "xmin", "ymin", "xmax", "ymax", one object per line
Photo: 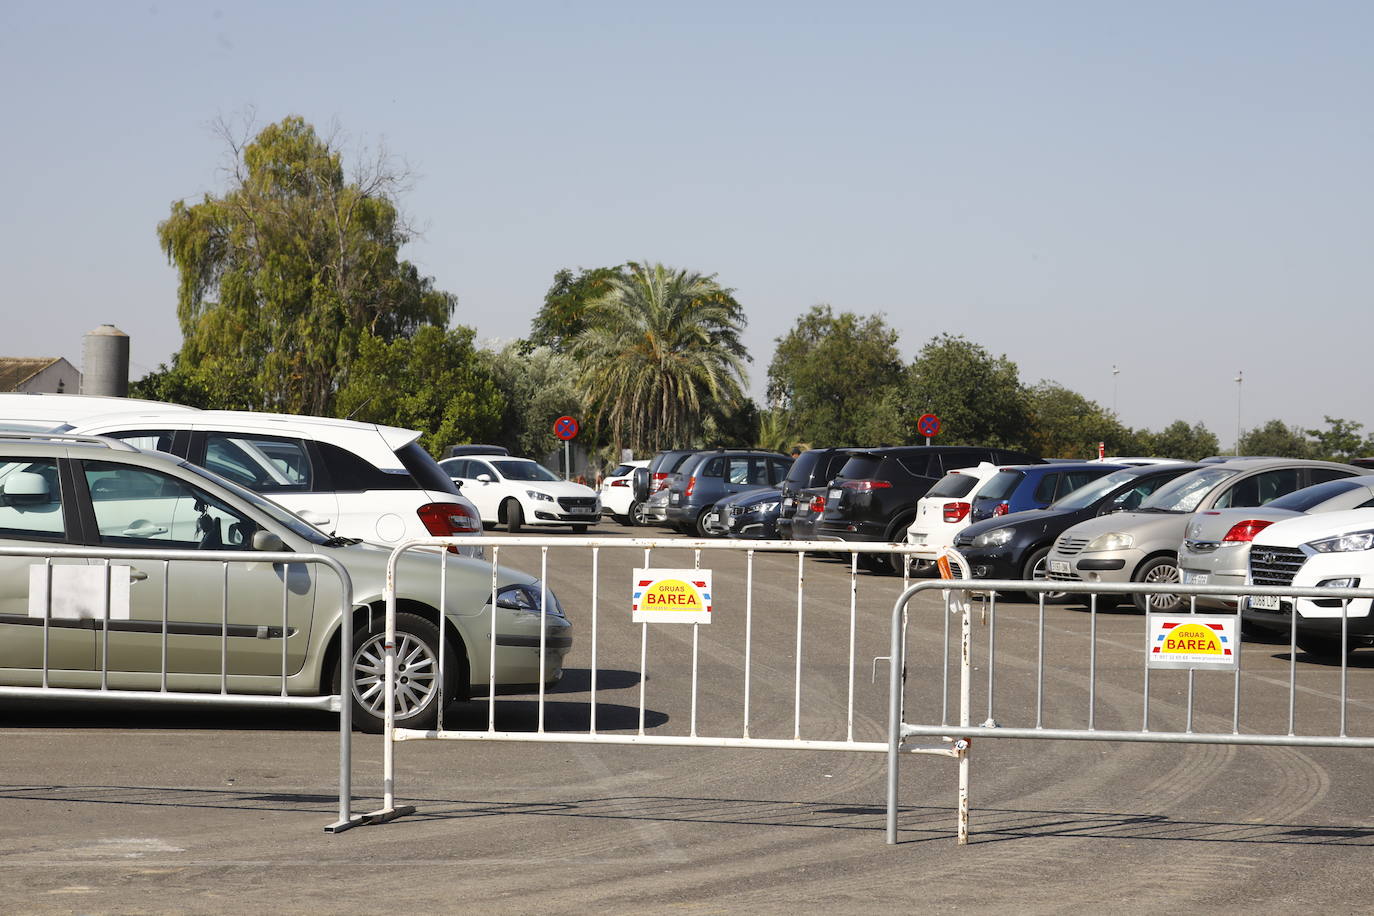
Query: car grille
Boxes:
[
  {"xmin": 1250, "ymin": 545, "xmax": 1306, "ymax": 588},
  {"xmin": 558, "ymin": 497, "xmax": 597, "ymax": 511},
  {"xmin": 1055, "ymin": 536, "xmax": 1091, "ymax": 556},
  {"xmin": 1045, "ymin": 568, "xmax": 1082, "ymax": 583}
]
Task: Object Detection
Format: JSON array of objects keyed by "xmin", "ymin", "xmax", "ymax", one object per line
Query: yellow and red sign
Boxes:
[
  {"xmin": 1147, "ymin": 615, "xmax": 1238, "ymax": 669},
  {"xmin": 632, "ymin": 568, "xmax": 712, "ymax": 624}
]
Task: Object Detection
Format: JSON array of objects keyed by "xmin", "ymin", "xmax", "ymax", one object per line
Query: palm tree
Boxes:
[{"xmin": 573, "ymin": 263, "xmax": 749, "ymax": 454}]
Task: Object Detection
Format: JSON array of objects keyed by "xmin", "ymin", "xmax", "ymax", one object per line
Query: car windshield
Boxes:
[
  {"xmin": 1138, "ymin": 466, "xmax": 1239, "ymax": 513},
  {"xmin": 1266, "ymin": 477, "xmax": 1367, "ymax": 512},
  {"xmin": 492, "ymin": 459, "xmax": 561, "ymax": 482},
  {"xmin": 1050, "ymin": 469, "xmax": 1139, "ymax": 511},
  {"xmin": 180, "ymin": 461, "xmax": 333, "ymax": 545}
]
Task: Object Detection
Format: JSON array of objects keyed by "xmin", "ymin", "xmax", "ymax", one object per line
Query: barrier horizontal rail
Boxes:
[
  {"xmin": 0, "ymin": 543, "xmax": 361, "ymax": 833},
  {"xmin": 365, "ymin": 535, "xmax": 959, "ymax": 827},
  {"xmin": 887, "ymin": 575, "xmax": 1374, "ymax": 845}
]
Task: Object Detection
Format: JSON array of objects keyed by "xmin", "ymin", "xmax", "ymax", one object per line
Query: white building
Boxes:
[{"xmin": 0, "ymin": 357, "xmax": 82, "ymax": 394}]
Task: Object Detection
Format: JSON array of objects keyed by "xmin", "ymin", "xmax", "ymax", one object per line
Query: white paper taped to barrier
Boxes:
[{"xmin": 28, "ymin": 565, "xmax": 132, "ymax": 621}]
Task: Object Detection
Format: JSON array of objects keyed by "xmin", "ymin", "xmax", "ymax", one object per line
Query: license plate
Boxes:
[
  {"xmin": 1248, "ymin": 595, "xmax": 1281, "ymax": 611},
  {"xmin": 1048, "ymin": 559, "xmax": 1070, "ymax": 574},
  {"xmin": 829, "ymin": 488, "xmax": 842, "ymax": 502},
  {"xmin": 1182, "ymin": 570, "xmax": 1208, "ymax": 585},
  {"xmin": 570, "ymin": 506, "xmax": 594, "ymax": 515},
  {"xmin": 782, "ymin": 497, "xmax": 794, "ymax": 509},
  {"xmin": 912, "ymin": 532, "xmax": 927, "ymax": 545}
]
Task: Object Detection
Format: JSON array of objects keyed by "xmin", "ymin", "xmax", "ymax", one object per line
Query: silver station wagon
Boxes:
[{"xmin": 0, "ymin": 433, "xmax": 571, "ymax": 731}]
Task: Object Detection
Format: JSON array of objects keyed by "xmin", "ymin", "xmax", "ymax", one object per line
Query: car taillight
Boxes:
[
  {"xmin": 992, "ymin": 502, "xmax": 1010, "ymax": 517},
  {"xmin": 610, "ymin": 478, "xmax": 629, "ymax": 487},
  {"xmin": 944, "ymin": 501, "xmax": 971, "ymax": 523},
  {"xmin": 810, "ymin": 495, "xmax": 826, "ymax": 513},
  {"xmin": 842, "ymin": 480, "xmax": 892, "ymax": 492},
  {"xmin": 651, "ymin": 472, "xmax": 668, "ymax": 492},
  {"xmin": 1223, "ymin": 519, "xmax": 1273, "ymax": 542},
  {"xmin": 685, "ymin": 476, "xmax": 696, "ymax": 497},
  {"xmin": 418, "ymin": 502, "xmax": 482, "ymax": 536}
]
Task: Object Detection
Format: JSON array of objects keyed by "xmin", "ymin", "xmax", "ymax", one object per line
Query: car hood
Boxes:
[
  {"xmin": 1184, "ymin": 508, "xmax": 1301, "ymax": 542},
  {"xmin": 1058, "ymin": 510, "xmax": 1191, "ymax": 549},
  {"xmin": 1253, "ymin": 508, "xmax": 1374, "ymax": 549},
  {"xmin": 519, "ymin": 480, "xmax": 598, "ymax": 499}
]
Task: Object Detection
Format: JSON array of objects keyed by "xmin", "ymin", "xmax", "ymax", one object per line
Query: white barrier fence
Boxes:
[{"xmin": 0, "ymin": 544, "xmax": 362, "ymax": 833}]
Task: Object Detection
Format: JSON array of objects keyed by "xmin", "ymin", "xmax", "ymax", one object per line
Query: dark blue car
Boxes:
[{"xmin": 970, "ymin": 463, "xmax": 1127, "ymax": 522}]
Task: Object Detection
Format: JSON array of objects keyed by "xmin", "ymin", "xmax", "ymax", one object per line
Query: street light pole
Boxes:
[
  {"xmin": 1234, "ymin": 370, "xmax": 1244, "ymax": 455},
  {"xmin": 1112, "ymin": 365, "xmax": 1120, "ymax": 416}
]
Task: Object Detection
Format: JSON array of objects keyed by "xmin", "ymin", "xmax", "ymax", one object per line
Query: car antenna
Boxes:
[{"xmin": 344, "ymin": 396, "xmax": 375, "ymax": 421}]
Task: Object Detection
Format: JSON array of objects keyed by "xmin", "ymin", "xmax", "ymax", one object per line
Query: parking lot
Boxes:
[{"xmin": 4, "ymin": 521, "xmax": 1374, "ymax": 914}]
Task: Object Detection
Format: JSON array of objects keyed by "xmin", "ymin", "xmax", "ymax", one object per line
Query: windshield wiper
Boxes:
[{"xmin": 321, "ymin": 536, "xmax": 362, "ymax": 547}]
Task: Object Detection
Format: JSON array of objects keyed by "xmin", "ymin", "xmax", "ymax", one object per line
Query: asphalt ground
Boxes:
[{"xmin": 4, "ymin": 520, "xmax": 1374, "ymax": 914}]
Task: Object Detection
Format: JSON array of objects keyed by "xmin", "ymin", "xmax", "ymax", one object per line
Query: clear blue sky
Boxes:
[{"xmin": 3, "ymin": 1, "xmax": 1370, "ymax": 447}]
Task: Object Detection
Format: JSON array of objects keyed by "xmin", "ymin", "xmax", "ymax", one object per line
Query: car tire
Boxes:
[
  {"xmin": 695, "ymin": 509, "xmax": 715, "ymax": 539},
  {"xmin": 1131, "ymin": 555, "xmax": 1182, "ymax": 613},
  {"xmin": 1296, "ymin": 633, "xmax": 1350, "ymax": 661},
  {"xmin": 335, "ymin": 612, "xmax": 457, "ymax": 734},
  {"xmin": 1023, "ymin": 547, "xmax": 1068, "ymax": 604},
  {"xmin": 627, "ymin": 501, "xmax": 646, "ymax": 526},
  {"xmin": 505, "ymin": 499, "xmax": 524, "ymax": 533}
]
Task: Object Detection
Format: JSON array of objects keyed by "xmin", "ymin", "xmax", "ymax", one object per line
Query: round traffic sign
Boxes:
[
  {"xmin": 917, "ymin": 413, "xmax": 941, "ymax": 438},
  {"xmin": 553, "ymin": 415, "xmax": 580, "ymax": 440}
]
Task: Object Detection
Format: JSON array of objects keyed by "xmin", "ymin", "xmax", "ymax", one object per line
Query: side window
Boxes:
[
  {"xmin": 1215, "ymin": 469, "xmax": 1302, "ymax": 508},
  {"xmin": 897, "ymin": 454, "xmax": 932, "ymax": 477},
  {"xmin": 104, "ymin": 429, "xmax": 178, "ymax": 454},
  {"xmin": 1109, "ymin": 476, "xmax": 1171, "ymax": 511},
  {"xmin": 441, "ymin": 459, "xmax": 468, "ymax": 478},
  {"xmin": 769, "ymin": 458, "xmax": 792, "ymax": 485},
  {"xmin": 471, "ymin": 461, "xmax": 496, "ymax": 480},
  {"xmin": 204, "ymin": 433, "xmax": 312, "ymax": 492},
  {"xmin": 1033, "ymin": 474, "xmax": 1060, "ymax": 503},
  {"xmin": 746, "ymin": 457, "xmax": 771, "ymax": 486},
  {"xmin": 703, "ymin": 457, "xmax": 725, "ymax": 478},
  {"xmin": 82, "ymin": 461, "xmax": 258, "ymax": 550},
  {"xmin": 725, "ymin": 457, "xmax": 750, "ymax": 484},
  {"xmin": 1061, "ymin": 471, "xmax": 1100, "ymax": 498},
  {"xmin": 1309, "ymin": 468, "xmax": 1355, "ymax": 486},
  {"xmin": 0, "ymin": 458, "xmax": 64, "ymax": 540},
  {"xmin": 315, "ymin": 442, "xmax": 410, "ymax": 491}
]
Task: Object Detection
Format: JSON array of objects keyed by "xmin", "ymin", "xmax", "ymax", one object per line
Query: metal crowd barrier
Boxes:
[
  {"xmin": 0, "ymin": 544, "xmax": 361, "ymax": 833},
  {"xmin": 363, "ymin": 536, "xmax": 957, "ymax": 827},
  {"xmin": 887, "ymin": 576, "xmax": 1374, "ymax": 846}
]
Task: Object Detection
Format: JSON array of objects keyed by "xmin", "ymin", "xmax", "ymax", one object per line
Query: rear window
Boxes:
[
  {"xmin": 609, "ymin": 463, "xmax": 634, "ymax": 478},
  {"xmin": 317, "ymin": 441, "xmax": 414, "ymax": 492},
  {"xmin": 396, "ymin": 442, "xmax": 460, "ymax": 495},
  {"xmin": 926, "ymin": 472, "xmax": 981, "ymax": 499},
  {"xmin": 979, "ymin": 469, "xmax": 1025, "ymax": 501},
  {"xmin": 837, "ymin": 454, "xmax": 884, "ymax": 480}
]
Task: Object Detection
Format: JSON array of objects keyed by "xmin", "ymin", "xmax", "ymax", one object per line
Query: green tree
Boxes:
[
  {"xmin": 906, "ymin": 334, "xmax": 1029, "ymax": 449},
  {"xmin": 1305, "ymin": 416, "xmax": 1367, "ymax": 462},
  {"xmin": 572, "ymin": 263, "xmax": 749, "ymax": 454},
  {"xmin": 1024, "ymin": 381, "xmax": 1133, "ymax": 458},
  {"xmin": 334, "ymin": 326, "xmax": 503, "ymax": 456},
  {"xmin": 158, "ymin": 115, "xmax": 453, "ymax": 415},
  {"xmin": 1238, "ymin": 419, "xmax": 1313, "ymax": 458},
  {"xmin": 765, "ymin": 306, "xmax": 907, "ymax": 446},
  {"xmin": 483, "ymin": 342, "xmax": 585, "ymax": 460},
  {"xmin": 1141, "ymin": 420, "xmax": 1220, "ymax": 460},
  {"xmin": 530, "ymin": 266, "xmax": 627, "ymax": 352}
]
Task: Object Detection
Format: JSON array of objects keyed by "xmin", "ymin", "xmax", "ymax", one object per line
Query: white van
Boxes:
[{"xmin": 0, "ymin": 394, "xmax": 483, "ymax": 552}]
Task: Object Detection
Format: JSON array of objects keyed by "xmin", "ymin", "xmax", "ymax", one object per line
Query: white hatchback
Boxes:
[
  {"xmin": 599, "ymin": 459, "xmax": 650, "ymax": 526},
  {"xmin": 906, "ymin": 462, "xmax": 1002, "ymax": 563},
  {"xmin": 440, "ymin": 456, "xmax": 601, "ymax": 532}
]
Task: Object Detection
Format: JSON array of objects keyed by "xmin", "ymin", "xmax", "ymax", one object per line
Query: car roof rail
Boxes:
[{"xmin": 0, "ymin": 430, "xmax": 139, "ymax": 451}]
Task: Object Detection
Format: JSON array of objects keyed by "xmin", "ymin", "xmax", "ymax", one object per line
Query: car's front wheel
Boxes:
[
  {"xmin": 1132, "ymin": 555, "xmax": 1182, "ymax": 613},
  {"xmin": 504, "ymin": 499, "xmax": 524, "ymax": 533},
  {"xmin": 335, "ymin": 612, "xmax": 458, "ymax": 734},
  {"xmin": 1024, "ymin": 547, "xmax": 1068, "ymax": 603}
]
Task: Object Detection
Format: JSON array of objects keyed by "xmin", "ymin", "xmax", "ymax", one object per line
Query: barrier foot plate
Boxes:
[
  {"xmin": 358, "ymin": 804, "xmax": 418, "ymax": 827},
  {"xmin": 323, "ymin": 815, "xmax": 368, "ymax": 834}
]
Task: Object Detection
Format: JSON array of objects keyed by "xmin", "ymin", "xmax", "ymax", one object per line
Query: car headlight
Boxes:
[
  {"xmin": 491, "ymin": 582, "xmax": 565, "ymax": 617},
  {"xmin": 1085, "ymin": 532, "xmax": 1133, "ymax": 552},
  {"xmin": 526, "ymin": 490, "xmax": 556, "ymax": 502},
  {"xmin": 971, "ymin": 527, "xmax": 1014, "ymax": 548},
  {"xmin": 1308, "ymin": 530, "xmax": 1374, "ymax": 553}
]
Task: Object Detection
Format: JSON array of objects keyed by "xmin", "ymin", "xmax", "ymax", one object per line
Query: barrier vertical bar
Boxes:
[
  {"xmin": 959, "ymin": 587, "xmax": 971, "ymax": 845},
  {"xmin": 488, "ymin": 546, "xmax": 499, "ymax": 733},
  {"xmin": 1186, "ymin": 591, "xmax": 1196, "ymax": 734},
  {"xmin": 985, "ymin": 591, "xmax": 996, "ymax": 725},
  {"xmin": 885, "ymin": 584, "xmax": 909, "ymax": 845},
  {"xmin": 847, "ymin": 548, "xmax": 858, "ymax": 743},
  {"xmin": 438, "ymin": 550, "xmax": 448, "ymax": 732},
  {"xmin": 538, "ymin": 546, "xmax": 548, "ymax": 733},
  {"xmin": 743, "ymin": 550, "xmax": 755, "ymax": 739},
  {"xmin": 1340, "ymin": 598, "xmax": 1350, "ymax": 737},
  {"xmin": 160, "ymin": 560, "xmax": 169, "ymax": 693},
  {"xmin": 1088, "ymin": 591, "xmax": 1097, "ymax": 730},
  {"xmin": 1141, "ymin": 592, "xmax": 1151, "ymax": 732},
  {"xmin": 639, "ymin": 547, "xmax": 650, "ymax": 736},
  {"xmin": 41, "ymin": 560, "xmax": 52, "ymax": 688},
  {"xmin": 219, "ymin": 562, "xmax": 228, "ymax": 694},
  {"xmin": 1287, "ymin": 608, "xmax": 1298, "ymax": 736},
  {"xmin": 101, "ymin": 560, "xmax": 111, "ymax": 690},
  {"xmin": 794, "ymin": 550, "xmax": 806, "ymax": 742},
  {"xmin": 280, "ymin": 569, "xmax": 290, "ymax": 697},
  {"xmin": 590, "ymin": 545, "xmax": 600, "ymax": 735},
  {"xmin": 1035, "ymin": 593, "xmax": 1045, "ymax": 728}
]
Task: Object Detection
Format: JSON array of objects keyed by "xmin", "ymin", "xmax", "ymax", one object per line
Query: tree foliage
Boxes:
[
  {"xmin": 157, "ymin": 115, "xmax": 453, "ymax": 415},
  {"xmin": 333, "ymin": 326, "xmax": 503, "ymax": 456},
  {"xmin": 906, "ymin": 334, "xmax": 1029, "ymax": 449},
  {"xmin": 482, "ymin": 342, "xmax": 585, "ymax": 460},
  {"xmin": 530, "ymin": 266, "xmax": 626, "ymax": 352},
  {"xmin": 1237, "ymin": 419, "xmax": 1313, "ymax": 459},
  {"xmin": 1138, "ymin": 420, "xmax": 1220, "ymax": 461},
  {"xmin": 1305, "ymin": 416, "xmax": 1369, "ymax": 462},
  {"xmin": 572, "ymin": 263, "xmax": 749, "ymax": 454},
  {"xmin": 1024, "ymin": 382, "xmax": 1132, "ymax": 458},
  {"xmin": 765, "ymin": 306, "xmax": 906, "ymax": 447}
]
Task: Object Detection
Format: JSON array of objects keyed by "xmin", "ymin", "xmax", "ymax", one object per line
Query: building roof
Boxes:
[{"xmin": 0, "ymin": 358, "xmax": 63, "ymax": 392}]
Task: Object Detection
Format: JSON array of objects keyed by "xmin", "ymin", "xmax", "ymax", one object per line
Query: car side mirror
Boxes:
[
  {"xmin": 476, "ymin": 473, "xmax": 492, "ymax": 483},
  {"xmin": 252, "ymin": 530, "xmax": 286, "ymax": 552}
]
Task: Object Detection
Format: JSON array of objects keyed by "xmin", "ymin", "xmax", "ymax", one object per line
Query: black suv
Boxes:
[
  {"xmin": 777, "ymin": 447, "xmax": 855, "ymax": 540},
  {"xmin": 816, "ymin": 445, "xmax": 1040, "ymax": 572}
]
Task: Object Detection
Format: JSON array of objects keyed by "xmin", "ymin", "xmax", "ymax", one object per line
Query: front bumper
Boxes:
[
  {"xmin": 958, "ymin": 546, "xmax": 1020, "ymax": 581},
  {"xmin": 1045, "ymin": 546, "xmax": 1143, "ymax": 587}
]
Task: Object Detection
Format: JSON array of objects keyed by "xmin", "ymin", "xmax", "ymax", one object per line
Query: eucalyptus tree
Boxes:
[
  {"xmin": 157, "ymin": 115, "xmax": 453, "ymax": 415},
  {"xmin": 572, "ymin": 263, "xmax": 749, "ymax": 454}
]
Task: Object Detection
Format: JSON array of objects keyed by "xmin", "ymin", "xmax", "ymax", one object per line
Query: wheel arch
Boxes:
[{"xmin": 319, "ymin": 598, "xmax": 472, "ymax": 699}]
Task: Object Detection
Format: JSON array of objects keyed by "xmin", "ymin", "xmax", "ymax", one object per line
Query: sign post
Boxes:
[
  {"xmin": 917, "ymin": 413, "xmax": 941, "ymax": 445},
  {"xmin": 553, "ymin": 415, "xmax": 580, "ymax": 480}
]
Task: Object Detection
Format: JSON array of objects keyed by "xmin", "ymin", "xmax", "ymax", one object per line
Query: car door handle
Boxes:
[{"xmin": 127, "ymin": 567, "xmax": 149, "ymax": 582}]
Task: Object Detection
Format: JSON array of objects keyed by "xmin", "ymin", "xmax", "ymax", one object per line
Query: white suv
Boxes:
[
  {"xmin": 599, "ymin": 459, "xmax": 649, "ymax": 526},
  {"xmin": 0, "ymin": 394, "xmax": 484, "ymax": 552},
  {"xmin": 440, "ymin": 456, "xmax": 600, "ymax": 532}
]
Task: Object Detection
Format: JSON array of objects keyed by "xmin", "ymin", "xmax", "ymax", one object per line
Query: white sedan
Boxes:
[{"xmin": 440, "ymin": 456, "xmax": 601, "ymax": 532}]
